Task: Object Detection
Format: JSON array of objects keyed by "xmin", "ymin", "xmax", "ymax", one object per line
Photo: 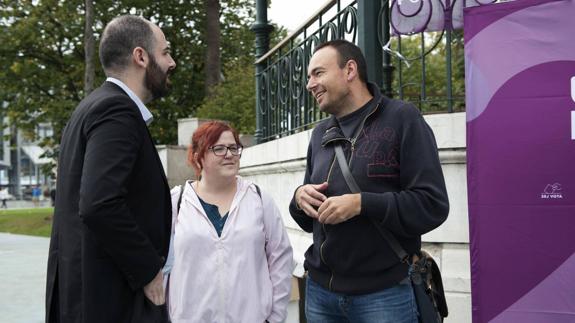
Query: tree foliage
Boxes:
[
  {"xmin": 390, "ymin": 30, "xmax": 466, "ymax": 113},
  {"xmin": 0, "ymin": 0, "xmax": 85, "ymax": 150},
  {"xmin": 0, "ymin": 0, "xmax": 257, "ymax": 149},
  {"xmin": 196, "ymin": 24, "xmax": 287, "ymax": 135},
  {"xmin": 196, "ymin": 60, "xmax": 256, "ymax": 134}
]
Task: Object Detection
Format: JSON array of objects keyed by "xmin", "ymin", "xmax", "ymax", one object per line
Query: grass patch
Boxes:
[{"xmin": 0, "ymin": 208, "xmax": 54, "ymax": 237}]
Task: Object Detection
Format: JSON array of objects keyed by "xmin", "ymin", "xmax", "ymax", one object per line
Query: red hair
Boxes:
[{"xmin": 188, "ymin": 121, "xmax": 242, "ymax": 177}]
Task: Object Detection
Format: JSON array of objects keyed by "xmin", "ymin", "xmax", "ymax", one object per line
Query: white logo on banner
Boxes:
[{"xmin": 541, "ymin": 183, "xmax": 563, "ymax": 199}]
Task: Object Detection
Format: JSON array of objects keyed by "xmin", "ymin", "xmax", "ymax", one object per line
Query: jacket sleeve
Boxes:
[
  {"xmin": 262, "ymin": 191, "xmax": 294, "ymax": 323},
  {"xmin": 288, "ymin": 141, "xmax": 314, "ymax": 232},
  {"xmin": 79, "ymin": 98, "xmax": 164, "ymax": 290},
  {"xmin": 360, "ymin": 109, "xmax": 449, "ymax": 238}
]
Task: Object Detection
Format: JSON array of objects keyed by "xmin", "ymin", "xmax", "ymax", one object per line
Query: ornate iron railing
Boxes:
[{"xmin": 254, "ymin": 0, "xmax": 503, "ymax": 143}]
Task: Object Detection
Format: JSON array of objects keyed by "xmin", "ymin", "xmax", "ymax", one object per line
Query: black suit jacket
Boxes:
[{"xmin": 46, "ymin": 82, "xmax": 171, "ymax": 323}]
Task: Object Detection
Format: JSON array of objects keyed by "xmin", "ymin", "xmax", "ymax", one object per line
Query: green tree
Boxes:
[
  {"xmin": 0, "ymin": 0, "xmax": 86, "ymax": 152},
  {"xmin": 0, "ymin": 0, "xmax": 257, "ymax": 150},
  {"xmin": 389, "ymin": 30, "xmax": 465, "ymax": 113},
  {"xmin": 196, "ymin": 60, "xmax": 256, "ymax": 134},
  {"xmin": 196, "ymin": 22, "xmax": 287, "ymax": 135}
]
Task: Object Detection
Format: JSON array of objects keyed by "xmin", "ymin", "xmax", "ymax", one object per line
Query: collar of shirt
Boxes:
[{"xmin": 106, "ymin": 77, "xmax": 153, "ymax": 125}]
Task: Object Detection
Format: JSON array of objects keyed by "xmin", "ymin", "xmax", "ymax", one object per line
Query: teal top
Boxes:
[{"xmin": 198, "ymin": 197, "xmax": 229, "ymax": 237}]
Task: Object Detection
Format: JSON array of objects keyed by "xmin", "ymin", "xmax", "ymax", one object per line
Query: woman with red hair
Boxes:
[{"xmin": 163, "ymin": 121, "xmax": 293, "ymax": 323}]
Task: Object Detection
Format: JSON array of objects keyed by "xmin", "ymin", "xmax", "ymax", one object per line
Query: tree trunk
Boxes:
[
  {"xmin": 8, "ymin": 125, "xmax": 22, "ymax": 199},
  {"xmin": 205, "ymin": 0, "xmax": 221, "ymax": 97},
  {"xmin": 84, "ymin": 0, "xmax": 95, "ymax": 94}
]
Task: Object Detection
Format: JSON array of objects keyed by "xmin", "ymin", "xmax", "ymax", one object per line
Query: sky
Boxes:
[{"xmin": 267, "ymin": 0, "xmax": 330, "ymax": 33}]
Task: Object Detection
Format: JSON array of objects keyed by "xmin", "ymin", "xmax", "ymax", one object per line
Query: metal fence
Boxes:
[{"xmin": 254, "ymin": 0, "xmax": 503, "ymax": 143}]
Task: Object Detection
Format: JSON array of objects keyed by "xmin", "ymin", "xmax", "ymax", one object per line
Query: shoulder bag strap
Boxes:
[
  {"xmin": 177, "ymin": 180, "xmax": 188, "ymax": 214},
  {"xmin": 254, "ymin": 183, "xmax": 262, "ymax": 199},
  {"xmin": 334, "ymin": 145, "xmax": 361, "ymax": 193},
  {"xmin": 333, "ymin": 144, "xmax": 409, "ymax": 263}
]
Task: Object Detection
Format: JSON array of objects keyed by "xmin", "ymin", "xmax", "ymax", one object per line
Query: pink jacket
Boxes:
[{"xmin": 165, "ymin": 177, "xmax": 293, "ymax": 323}]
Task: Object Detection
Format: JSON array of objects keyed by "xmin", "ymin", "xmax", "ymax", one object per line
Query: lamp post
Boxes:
[{"xmin": 251, "ymin": 0, "xmax": 273, "ymax": 144}]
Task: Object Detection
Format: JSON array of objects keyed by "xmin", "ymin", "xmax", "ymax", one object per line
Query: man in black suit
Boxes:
[{"xmin": 46, "ymin": 15, "xmax": 176, "ymax": 323}]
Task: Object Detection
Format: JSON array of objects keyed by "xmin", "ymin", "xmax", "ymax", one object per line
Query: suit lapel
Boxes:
[{"xmin": 103, "ymin": 81, "xmax": 169, "ymax": 188}]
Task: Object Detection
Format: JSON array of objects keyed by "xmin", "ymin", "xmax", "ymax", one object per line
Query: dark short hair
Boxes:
[
  {"xmin": 99, "ymin": 15, "xmax": 155, "ymax": 73},
  {"xmin": 314, "ymin": 40, "xmax": 368, "ymax": 84}
]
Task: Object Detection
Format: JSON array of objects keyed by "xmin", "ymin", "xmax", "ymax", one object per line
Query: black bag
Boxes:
[
  {"xmin": 333, "ymin": 144, "xmax": 448, "ymax": 323},
  {"xmin": 410, "ymin": 251, "xmax": 448, "ymax": 323}
]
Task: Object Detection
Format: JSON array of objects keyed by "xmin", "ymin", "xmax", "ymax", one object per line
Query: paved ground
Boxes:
[
  {"xmin": 0, "ymin": 233, "xmax": 48, "ymax": 323},
  {"xmin": 2, "ymin": 199, "xmax": 52, "ymax": 209},
  {"xmin": 0, "ymin": 230, "xmax": 301, "ymax": 323}
]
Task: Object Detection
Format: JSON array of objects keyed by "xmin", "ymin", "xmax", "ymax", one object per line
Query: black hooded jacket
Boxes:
[{"xmin": 289, "ymin": 83, "xmax": 449, "ymax": 295}]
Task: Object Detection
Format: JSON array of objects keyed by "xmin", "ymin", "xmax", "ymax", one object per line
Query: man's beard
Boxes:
[{"xmin": 145, "ymin": 54, "xmax": 171, "ymax": 100}]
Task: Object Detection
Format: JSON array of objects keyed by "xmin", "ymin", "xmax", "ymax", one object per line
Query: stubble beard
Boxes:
[{"xmin": 319, "ymin": 90, "xmax": 348, "ymax": 117}]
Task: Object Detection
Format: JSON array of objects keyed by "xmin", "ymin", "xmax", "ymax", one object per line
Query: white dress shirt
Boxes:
[{"xmin": 106, "ymin": 77, "xmax": 153, "ymax": 124}]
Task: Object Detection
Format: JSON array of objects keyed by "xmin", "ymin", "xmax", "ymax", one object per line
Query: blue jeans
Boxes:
[{"xmin": 305, "ymin": 277, "xmax": 419, "ymax": 323}]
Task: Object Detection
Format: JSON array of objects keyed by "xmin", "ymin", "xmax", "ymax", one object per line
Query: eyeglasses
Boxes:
[{"xmin": 208, "ymin": 144, "xmax": 243, "ymax": 157}]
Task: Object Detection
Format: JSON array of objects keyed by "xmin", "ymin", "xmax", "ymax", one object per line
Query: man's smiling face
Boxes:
[{"xmin": 306, "ymin": 46, "xmax": 351, "ymax": 116}]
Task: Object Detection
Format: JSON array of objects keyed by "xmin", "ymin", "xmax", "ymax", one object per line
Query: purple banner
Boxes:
[
  {"xmin": 465, "ymin": 0, "xmax": 575, "ymax": 322},
  {"xmin": 390, "ymin": 0, "xmax": 496, "ymax": 35}
]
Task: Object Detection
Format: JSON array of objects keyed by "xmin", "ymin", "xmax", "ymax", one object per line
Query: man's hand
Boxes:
[
  {"xmin": 143, "ymin": 270, "xmax": 165, "ymax": 305},
  {"xmin": 295, "ymin": 182, "xmax": 328, "ymax": 218},
  {"xmin": 317, "ymin": 193, "xmax": 361, "ymax": 225}
]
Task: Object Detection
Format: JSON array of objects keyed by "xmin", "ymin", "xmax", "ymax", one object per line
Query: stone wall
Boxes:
[
  {"xmin": 239, "ymin": 112, "xmax": 471, "ymax": 323},
  {"xmin": 165, "ymin": 113, "xmax": 470, "ymax": 322}
]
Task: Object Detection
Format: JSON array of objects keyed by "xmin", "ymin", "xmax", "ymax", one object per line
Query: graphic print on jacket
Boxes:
[{"xmin": 355, "ymin": 122, "xmax": 400, "ymax": 179}]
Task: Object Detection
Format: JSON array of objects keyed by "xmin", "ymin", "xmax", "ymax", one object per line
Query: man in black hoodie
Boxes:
[{"xmin": 289, "ymin": 40, "xmax": 449, "ymax": 322}]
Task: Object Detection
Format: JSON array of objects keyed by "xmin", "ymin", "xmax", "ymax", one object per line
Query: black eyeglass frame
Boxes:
[{"xmin": 208, "ymin": 144, "xmax": 243, "ymax": 157}]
